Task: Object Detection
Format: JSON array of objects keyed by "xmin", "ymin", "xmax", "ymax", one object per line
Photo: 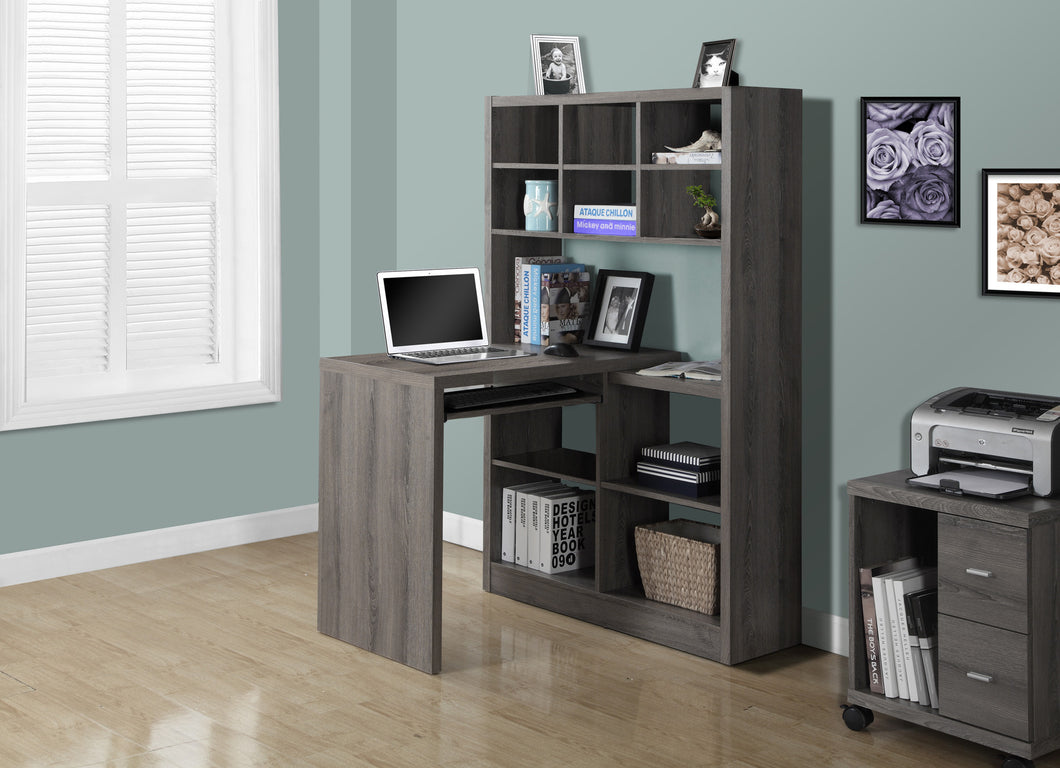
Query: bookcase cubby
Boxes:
[{"xmin": 482, "ymin": 86, "xmax": 802, "ymax": 665}]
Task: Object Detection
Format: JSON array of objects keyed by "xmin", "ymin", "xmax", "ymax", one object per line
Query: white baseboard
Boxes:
[
  {"xmin": 442, "ymin": 510, "xmax": 484, "ymax": 551},
  {"xmin": 803, "ymin": 606, "xmax": 848, "ymax": 656},
  {"xmin": 0, "ymin": 504, "xmax": 319, "ymax": 587}
]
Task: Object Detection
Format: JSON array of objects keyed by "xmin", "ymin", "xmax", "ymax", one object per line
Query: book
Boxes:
[
  {"xmin": 527, "ymin": 485, "xmax": 572, "ymax": 570},
  {"xmin": 858, "ymin": 556, "xmax": 917, "ymax": 695},
  {"xmin": 871, "ymin": 558, "xmax": 919, "ymax": 699},
  {"xmin": 519, "ymin": 262, "xmax": 585, "ymax": 345},
  {"xmin": 502, "ymin": 480, "xmax": 558, "ymax": 564},
  {"xmin": 636, "ymin": 360, "xmax": 722, "ymax": 381},
  {"xmin": 651, "ymin": 151, "xmax": 722, "ymax": 164},
  {"xmin": 541, "ymin": 269, "xmax": 590, "ymax": 345},
  {"xmin": 892, "ymin": 567, "xmax": 936, "ymax": 704},
  {"xmin": 539, "ymin": 488, "xmax": 596, "ymax": 574},
  {"xmin": 904, "ymin": 587, "xmax": 939, "ymax": 709},
  {"xmin": 572, "ymin": 204, "xmax": 637, "ymax": 237},
  {"xmin": 640, "ymin": 441, "xmax": 721, "ymax": 468},
  {"xmin": 513, "ymin": 256, "xmax": 563, "ymax": 342},
  {"xmin": 884, "ymin": 566, "xmax": 936, "ymax": 703},
  {"xmin": 514, "ymin": 480, "xmax": 559, "ymax": 567},
  {"xmin": 635, "ymin": 461, "xmax": 720, "ymax": 497}
]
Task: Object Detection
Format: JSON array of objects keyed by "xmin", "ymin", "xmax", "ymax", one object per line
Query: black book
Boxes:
[{"xmin": 640, "ymin": 441, "xmax": 720, "ymax": 468}]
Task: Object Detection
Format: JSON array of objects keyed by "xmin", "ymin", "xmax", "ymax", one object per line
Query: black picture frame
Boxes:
[
  {"xmin": 861, "ymin": 97, "xmax": 960, "ymax": 227},
  {"xmin": 692, "ymin": 39, "xmax": 736, "ymax": 88},
  {"xmin": 982, "ymin": 168, "xmax": 1060, "ymax": 298},
  {"xmin": 585, "ymin": 270, "xmax": 654, "ymax": 352}
]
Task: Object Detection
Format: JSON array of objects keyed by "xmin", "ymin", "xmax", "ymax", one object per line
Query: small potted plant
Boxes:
[{"xmin": 686, "ymin": 184, "xmax": 720, "ymax": 238}]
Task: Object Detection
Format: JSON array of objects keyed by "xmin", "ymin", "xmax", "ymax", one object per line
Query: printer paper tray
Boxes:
[{"xmin": 907, "ymin": 468, "xmax": 1032, "ymax": 499}]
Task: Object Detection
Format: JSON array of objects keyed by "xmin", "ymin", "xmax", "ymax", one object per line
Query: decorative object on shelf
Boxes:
[
  {"xmin": 982, "ymin": 169, "xmax": 1060, "ymax": 297},
  {"xmin": 584, "ymin": 269, "xmax": 654, "ymax": 352},
  {"xmin": 529, "ymin": 35, "xmax": 585, "ymax": 95},
  {"xmin": 691, "ymin": 39, "xmax": 737, "ymax": 87},
  {"xmin": 664, "ymin": 129, "xmax": 722, "ymax": 154},
  {"xmin": 686, "ymin": 184, "xmax": 721, "ymax": 238},
  {"xmin": 523, "ymin": 179, "xmax": 558, "ymax": 231},
  {"xmin": 861, "ymin": 97, "xmax": 960, "ymax": 227},
  {"xmin": 652, "ymin": 151, "xmax": 721, "ymax": 165}
]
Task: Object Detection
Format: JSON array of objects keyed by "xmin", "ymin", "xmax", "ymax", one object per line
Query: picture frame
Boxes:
[
  {"xmin": 861, "ymin": 97, "xmax": 960, "ymax": 227},
  {"xmin": 692, "ymin": 39, "xmax": 736, "ymax": 88},
  {"xmin": 530, "ymin": 35, "xmax": 585, "ymax": 96},
  {"xmin": 585, "ymin": 270, "xmax": 654, "ymax": 352},
  {"xmin": 983, "ymin": 168, "xmax": 1060, "ymax": 298}
]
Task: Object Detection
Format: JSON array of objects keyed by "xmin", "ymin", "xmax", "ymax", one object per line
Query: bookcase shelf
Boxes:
[{"xmin": 483, "ymin": 86, "xmax": 802, "ymax": 666}]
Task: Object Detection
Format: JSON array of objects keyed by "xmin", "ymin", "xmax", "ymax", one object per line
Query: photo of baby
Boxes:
[{"xmin": 530, "ymin": 35, "xmax": 585, "ymax": 95}]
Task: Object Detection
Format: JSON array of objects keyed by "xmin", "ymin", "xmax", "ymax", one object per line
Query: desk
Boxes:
[{"xmin": 317, "ymin": 346, "xmax": 678, "ymax": 673}]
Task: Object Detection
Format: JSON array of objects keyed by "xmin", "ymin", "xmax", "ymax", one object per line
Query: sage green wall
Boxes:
[
  {"xmin": 393, "ymin": 0, "xmax": 1060, "ymax": 619},
  {"xmin": 0, "ymin": 1, "xmax": 325, "ymax": 556}
]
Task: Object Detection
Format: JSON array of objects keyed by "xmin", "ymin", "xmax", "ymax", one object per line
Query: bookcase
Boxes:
[
  {"xmin": 481, "ymin": 86, "xmax": 802, "ymax": 665},
  {"xmin": 846, "ymin": 471, "xmax": 1060, "ymax": 766}
]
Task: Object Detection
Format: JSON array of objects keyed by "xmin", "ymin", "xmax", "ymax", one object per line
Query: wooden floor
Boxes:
[{"xmin": 0, "ymin": 536, "xmax": 1054, "ymax": 768}]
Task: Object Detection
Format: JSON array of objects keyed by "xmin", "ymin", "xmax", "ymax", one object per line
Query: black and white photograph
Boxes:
[
  {"xmin": 585, "ymin": 270, "xmax": 654, "ymax": 352},
  {"xmin": 530, "ymin": 34, "xmax": 585, "ymax": 95},
  {"xmin": 983, "ymin": 168, "xmax": 1060, "ymax": 297},
  {"xmin": 692, "ymin": 39, "xmax": 736, "ymax": 88},
  {"xmin": 862, "ymin": 97, "xmax": 959, "ymax": 226}
]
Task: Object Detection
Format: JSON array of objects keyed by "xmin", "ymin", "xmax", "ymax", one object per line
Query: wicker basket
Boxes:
[{"xmin": 634, "ymin": 519, "xmax": 720, "ymax": 615}]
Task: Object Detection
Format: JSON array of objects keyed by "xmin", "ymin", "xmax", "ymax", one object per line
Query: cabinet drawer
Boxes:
[
  {"xmin": 938, "ymin": 614, "xmax": 1028, "ymax": 740},
  {"xmin": 937, "ymin": 513, "xmax": 1027, "ymax": 632}
]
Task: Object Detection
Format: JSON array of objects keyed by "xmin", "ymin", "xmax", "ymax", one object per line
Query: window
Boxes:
[{"xmin": 0, "ymin": 0, "xmax": 279, "ymax": 431}]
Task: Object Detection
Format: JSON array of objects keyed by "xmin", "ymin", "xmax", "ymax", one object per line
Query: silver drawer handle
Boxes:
[
  {"xmin": 966, "ymin": 671, "xmax": 994, "ymax": 684},
  {"xmin": 965, "ymin": 567, "xmax": 994, "ymax": 578}
]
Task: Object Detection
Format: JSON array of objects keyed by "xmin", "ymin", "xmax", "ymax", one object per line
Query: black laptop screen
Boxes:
[{"xmin": 382, "ymin": 272, "xmax": 485, "ymax": 347}]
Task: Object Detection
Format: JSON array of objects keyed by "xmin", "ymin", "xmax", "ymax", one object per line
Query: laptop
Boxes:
[{"xmin": 377, "ymin": 267, "xmax": 534, "ymax": 365}]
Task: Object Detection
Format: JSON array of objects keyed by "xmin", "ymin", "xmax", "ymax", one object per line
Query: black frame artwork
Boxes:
[
  {"xmin": 692, "ymin": 39, "xmax": 737, "ymax": 88},
  {"xmin": 861, "ymin": 97, "xmax": 960, "ymax": 227},
  {"xmin": 584, "ymin": 270, "xmax": 654, "ymax": 352},
  {"xmin": 983, "ymin": 168, "xmax": 1060, "ymax": 298}
]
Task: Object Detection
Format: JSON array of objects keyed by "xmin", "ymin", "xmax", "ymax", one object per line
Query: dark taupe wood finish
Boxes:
[
  {"xmin": 318, "ymin": 366, "xmax": 443, "ymax": 673},
  {"xmin": 484, "ymin": 87, "xmax": 802, "ymax": 667},
  {"xmin": 847, "ymin": 471, "xmax": 1060, "ymax": 760}
]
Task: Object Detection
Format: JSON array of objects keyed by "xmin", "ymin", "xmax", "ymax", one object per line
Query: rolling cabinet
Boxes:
[
  {"xmin": 482, "ymin": 87, "xmax": 802, "ymax": 665},
  {"xmin": 845, "ymin": 471, "xmax": 1060, "ymax": 766}
]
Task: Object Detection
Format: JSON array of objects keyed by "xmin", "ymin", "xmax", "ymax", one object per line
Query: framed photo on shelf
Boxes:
[
  {"xmin": 692, "ymin": 39, "xmax": 736, "ymax": 88},
  {"xmin": 585, "ymin": 270, "xmax": 654, "ymax": 352},
  {"xmin": 861, "ymin": 97, "xmax": 959, "ymax": 227},
  {"xmin": 530, "ymin": 35, "xmax": 585, "ymax": 96},
  {"xmin": 983, "ymin": 168, "xmax": 1060, "ymax": 297}
]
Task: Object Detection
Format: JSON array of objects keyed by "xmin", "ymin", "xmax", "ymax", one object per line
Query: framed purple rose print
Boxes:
[
  {"xmin": 983, "ymin": 169, "xmax": 1060, "ymax": 297},
  {"xmin": 861, "ymin": 97, "xmax": 960, "ymax": 226}
]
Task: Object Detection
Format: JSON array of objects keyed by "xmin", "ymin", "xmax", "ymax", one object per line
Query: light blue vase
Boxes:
[{"xmin": 523, "ymin": 179, "xmax": 558, "ymax": 231}]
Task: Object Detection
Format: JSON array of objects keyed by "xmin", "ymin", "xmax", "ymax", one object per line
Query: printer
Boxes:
[{"xmin": 910, "ymin": 386, "xmax": 1060, "ymax": 497}]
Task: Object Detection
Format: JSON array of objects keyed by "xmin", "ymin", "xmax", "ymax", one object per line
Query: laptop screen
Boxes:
[{"xmin": 378, "ymin": 268, "xmax": 489, "ymax": 352}]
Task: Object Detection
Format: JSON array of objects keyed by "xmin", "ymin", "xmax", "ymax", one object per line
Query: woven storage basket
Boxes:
[{"xmin": 634, "ymin": 518, "xmax": 720, "ymax": 615}]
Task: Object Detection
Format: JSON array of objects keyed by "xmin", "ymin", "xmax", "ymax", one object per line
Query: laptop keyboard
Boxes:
[{"xmin": 404, "ymin": 346, "xmax": 501, "ymax": 359}]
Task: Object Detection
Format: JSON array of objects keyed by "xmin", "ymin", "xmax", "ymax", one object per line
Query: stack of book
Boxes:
[
  {"xmin": 501, "ymin": 481, "xmax": 595, "ymax": 574},
  {"xmin": 514, "ymin": 259, "xmax": 590, "ymax": 345},
  {"xmin": 858, "ymin": 557, "xmax": 939, "ymax": 709},
  {"xmin": 572, "ymin": 204, "xmax": 636, "ymax": 237},
  {"xmin": 636, "ymin": 360, "xmax": 722, "ymax": 381},
  {"xmin": 650, "ymin": 150, "xmax": 722, "ymax": 165},
  {"xmin": 635, "ymin": 441, "xmax": 721, "ymax": 498}
]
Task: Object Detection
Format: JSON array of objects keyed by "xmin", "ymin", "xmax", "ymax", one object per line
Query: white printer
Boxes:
[{"xmin": 910, "ymin": 386, "xmax": 1060, "ymax": 498}]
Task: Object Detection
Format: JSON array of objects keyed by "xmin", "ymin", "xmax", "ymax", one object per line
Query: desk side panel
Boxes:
[{"xmin": 318, "ymin": 368, "xmax": 443, "ymax": 673}]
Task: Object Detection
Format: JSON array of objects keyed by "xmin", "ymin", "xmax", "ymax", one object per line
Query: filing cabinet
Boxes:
[{"xmin": 846, "ymin": 471, "xmax": 1060, "ymax": 765}]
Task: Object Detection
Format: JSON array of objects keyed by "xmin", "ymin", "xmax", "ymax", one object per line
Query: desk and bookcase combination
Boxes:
[{"xmin": 318, "ymin": 86, "xmax": 802, "ymax": 674}]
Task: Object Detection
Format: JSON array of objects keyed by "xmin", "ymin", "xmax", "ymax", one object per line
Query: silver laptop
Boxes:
[{"xmin": 377, "ymin": 267, "xmax": 533, "ymax": 365}]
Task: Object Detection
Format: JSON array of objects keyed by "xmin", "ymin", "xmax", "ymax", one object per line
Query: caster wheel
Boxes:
[
  {"xmin": 1001, "ymin": 757, "xmax": 1033, "ymax": 768},
  {"xmin": 840, "ymin": 704, "xmax": 874, "ymax": 731}
]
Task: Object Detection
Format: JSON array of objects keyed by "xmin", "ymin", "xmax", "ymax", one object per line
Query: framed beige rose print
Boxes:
[
  {"xmin": 862, "ymin": 97, "xmax": 959, "ymax": 226},
  {"xmin": 984, "ymin": 169, "xmax": 1060, "ymax": 297}
]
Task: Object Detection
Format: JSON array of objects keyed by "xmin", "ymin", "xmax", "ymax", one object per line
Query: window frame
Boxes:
[{"xmin": 0, "ymin": 0, "xmax": 280, "ymax": 431}]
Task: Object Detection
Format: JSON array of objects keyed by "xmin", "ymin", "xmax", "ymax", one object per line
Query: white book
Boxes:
[
  {"xmin": 514, "ymin": 481, "xmax": 558, "ymax": 567},
  {"xmin": 502, "ymin": 481, "xmax": 557, "ymax": 564},
  {"xmin": 539, "ymin": 489, "xmax": 595, "ymax": 574},
  {"xmin": 870, "ymin": 556, "xmax": 917, "ymax": 698},
  {"xmin": 527, "ymin": 486, "xmax": 569, "ymax": 570},
  {"xmin": 882, "ymin": 567, "xmax": 920, "ymax": 700},
  {"xmin": 892, "ymin": 567, "xmax": 937, "ymax": 705}
]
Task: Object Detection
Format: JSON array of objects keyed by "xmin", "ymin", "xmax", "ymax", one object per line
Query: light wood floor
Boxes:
[{"xmin": 0, "ymin": 535, "xmax": 1054, "ymax": 768}]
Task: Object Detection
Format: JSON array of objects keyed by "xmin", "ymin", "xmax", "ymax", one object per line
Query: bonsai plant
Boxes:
[{"xmin": 686, "ymin": 184, "xmax": 720, "ymax": 238}]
